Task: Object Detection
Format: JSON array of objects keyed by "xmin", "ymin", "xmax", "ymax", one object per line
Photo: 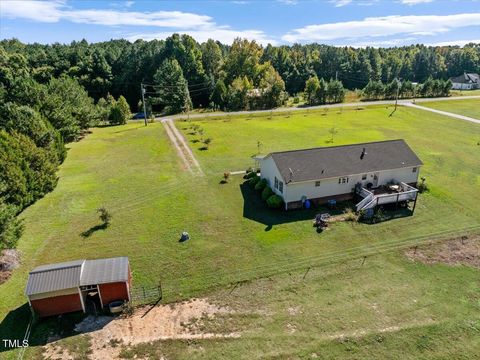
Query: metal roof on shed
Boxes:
[
  {"xmin": 80, "ymin": 257, "xmax": 129, "ymax": 286},
  {"xmin": 25, "ymin": 262, "xmax": 82, "ymax": 296},
  {"xmin": 25, "ymin": 257, "xmax": 129, "ymax": 297}
]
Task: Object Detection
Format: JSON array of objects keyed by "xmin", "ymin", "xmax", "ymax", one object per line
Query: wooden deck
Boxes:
[{"xmin": 356, "ymin": 182, "xmax": 418, "ymax": 211}]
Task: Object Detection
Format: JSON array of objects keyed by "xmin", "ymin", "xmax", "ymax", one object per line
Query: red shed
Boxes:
[{"xmin": 25, "ymin": 257, "xmax": 131, "ymax": 317}]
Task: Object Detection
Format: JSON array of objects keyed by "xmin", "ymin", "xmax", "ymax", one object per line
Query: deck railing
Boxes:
[{"xmin": 356, "ymin": 182, "xmax": 418, "ymax": 211}]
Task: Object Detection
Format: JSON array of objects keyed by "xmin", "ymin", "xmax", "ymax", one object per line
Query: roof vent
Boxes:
[{"xmin": 360, "ymin": 147, "xmax": 367, "ymax": 160}]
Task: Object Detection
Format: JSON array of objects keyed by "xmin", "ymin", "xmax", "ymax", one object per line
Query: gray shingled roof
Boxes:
[
  {"xmin": 25, "ymin": 257, "xmax": 129, "ymax": 296},
  {"xmin": 450, "ymin": 73, "xmax": 479, "ymax": 84},
  {"xmin": 269, "ymin": 139, "xmax": 423, "ymax": 184}
]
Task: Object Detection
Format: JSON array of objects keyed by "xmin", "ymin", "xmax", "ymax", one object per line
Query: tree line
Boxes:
[
  {"xmin": 360, "ymin": 77, "xmax": 452, "ymax": 101},
  {"xmin": 1, "ymin": 37, "xmax": 478, "ymax": 114}
]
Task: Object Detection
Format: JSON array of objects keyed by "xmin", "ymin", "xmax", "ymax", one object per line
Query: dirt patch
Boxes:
[
  {"xmin": 0, "ymin": 249, "xmax": 20, "ymax": 284},
  {"xmin": 405, "ymin": 235, "xmax": 480, "ymax": 268},
  {"xmin": 43, "ymin": 298, "xmax": 239, "ymax": 360}
]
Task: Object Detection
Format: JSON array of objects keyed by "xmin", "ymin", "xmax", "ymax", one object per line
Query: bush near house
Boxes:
[
  {"xmin": 245, "ymin": 170, "xmax": 257, "ymax": 179},
  {"xmin": 249, "ymin": 175, "xmax": 260, "ymax": 187},
  {"xmin": 255, "ymin": 178, "xmax": 267, "ymax": 192},
  {"xmin": 261, "ymin": 186, "xmax": 274, "ymax": 201},
  {"xmin": 266, "ymin": 194, "xmax": 284, "ymax": 209}
]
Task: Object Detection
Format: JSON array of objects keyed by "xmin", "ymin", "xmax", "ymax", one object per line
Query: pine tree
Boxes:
[{"xmin": 153, "ymin": 59, "xmax": 192, "ymax": 115}]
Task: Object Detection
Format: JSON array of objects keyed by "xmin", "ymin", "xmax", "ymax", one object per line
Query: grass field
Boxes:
[
  {"xmin": 450, "ymin": 89, "xmax": 480, "ymax": 97},
  {"xmin": 1, "ymin": 103, "xmax": 479, "ymax": 358},
  {"xmin": 420, "ymin": 98, "xmax": 480, "ymax": 119}
]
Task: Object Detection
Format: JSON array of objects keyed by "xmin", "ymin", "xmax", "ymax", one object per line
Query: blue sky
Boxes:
[{"xmin": 1, "ymin": 0, "xmax": 479, "ymax": 47}]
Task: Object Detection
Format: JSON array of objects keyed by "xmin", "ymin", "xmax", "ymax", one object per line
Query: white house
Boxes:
[
  {"xmin": 449, "ymin": 72, "xmax": 479, "ymax": 90},
  {"xmin": 259, "ymin": 139, "xmax": 423, "ymax": 211}
]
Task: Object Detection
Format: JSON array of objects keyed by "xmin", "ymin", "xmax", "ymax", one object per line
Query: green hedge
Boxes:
[
  {"xmin": 267, "ymin": 194, "xmax": 283, "ymax": 209},
  {"xmin": 248, "ymin": 175, "xmax": 260, "ymax": 187},
  {"xmin": 261, "ymin": 186, "xmax": 274, "ymax": 201},
  {"xmin": 255, "ymin": 178, "xmax": 267, "ymax": 191}
]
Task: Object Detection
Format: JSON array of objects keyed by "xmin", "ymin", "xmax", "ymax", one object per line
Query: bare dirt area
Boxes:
[
  {"xmin": 43, "ymin": 298, "xmax": 239, "ymax": 360},
  {"xmin": 0, "ymin": 249, "xmax": 20, "ymax": 284},
  {"xmin": 405, "ymin": 235, "xmax": 480, "ymax": 268}
]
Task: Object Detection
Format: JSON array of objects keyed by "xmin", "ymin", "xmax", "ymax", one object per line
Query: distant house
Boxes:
[
  {"xmin": 25, "ymin": 257, "xmax": 131, "ymax": 317},
  {"xmin": 449, "ymin": 72, "xmax": 479, "ymax": 90},
  {"xmin": 259, "ymin": 139, "xmax": 423, "ymax": 211}
]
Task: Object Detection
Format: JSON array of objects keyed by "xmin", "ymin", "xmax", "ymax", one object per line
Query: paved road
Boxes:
[
  {"xmin": 403, "ymin": 102, "xmax": 480, "ymax": 125},
  {"xmin": 155, "ymin": 95, "xmax": 480, "ymax": 122}
]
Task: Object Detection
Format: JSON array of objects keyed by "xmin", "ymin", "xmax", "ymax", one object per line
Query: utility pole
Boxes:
[
  {"xmin": 141, "ymin": 83, "xmax": 148, "ymax": 126},
  {"xmin": 412, "ymin": 82, "xmax": 418, "ymax": 104},
  {"xmin": 335, "ymin": 71, "xmax": 338, "ymax": 81},
  {"xmin": 394, "ymin": 78, "xmax": 401, "ymax": 112}
]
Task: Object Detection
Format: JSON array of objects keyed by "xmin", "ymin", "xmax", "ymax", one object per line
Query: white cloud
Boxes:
[
  {"xmin": 1, "ymin": 0, "xmax": 277, "ymax": 45},
  {"xmin": 282, "ymin": 13, "xmax": 480, "ymax": 43},
  {"xmin": 1, "ymin": 0, "xmax": 64, "ymax": 23},
  {"xmin": 330, "ymin": 0, "xmax": 353, "ymax": 7},
  {"xmin": 425, "ymin": 39, "xmax": 480, "ymax": 47},
  {"xmin": 337, "ymin": 37, "xmax": 417, "ymax": 48},
  {"xmin": 277, "ymin": 0, "xmax": 299, "ymax": 4},
  {"xmin": 126, "ymin": 29, "xmax": 278, "ymax": 46},
  {"xmin": 1, "ymin": 1, "xmax": 213, "ymax": 28},
  {"xmin": 124, "ymin": 1, "xmax": 135, "ymax": 7},
  {"xmin": 401, "ymin": 0, "xmax": 433, "ymax": 5}
]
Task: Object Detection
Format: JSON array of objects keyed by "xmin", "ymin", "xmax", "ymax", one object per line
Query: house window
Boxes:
[
  {"xmin": 412, "ymin": 167, "xmax": 417, "ymax": 173},
  {"xmin": 274, "ymin": 177, "xmax": 279, "ymax": 189},
  {"xmin": 279, "ymin": 181, "xmax": 284, "ymax": 193},
  {"xmin": 315, "ymin": 181, "xmax": 321, "ymax": 187},
  {"xmin": 362, "ymin": 174, "xmax": 367, "ymax": 180},
  {"xmin": 338, "ymin": 177, "xmax": 349, "ymax": 184}
]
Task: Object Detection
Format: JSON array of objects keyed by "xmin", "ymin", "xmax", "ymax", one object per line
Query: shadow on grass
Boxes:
[
  {"xmin": 360, "ymin": 204, "xmax": 414, "ymax": 225},
  {"xmin": 240, "ymin": 182, "xmax": 413, "ymax": 230},
  {"xmin": 114, "ymin": 125, "xmax": 145, "ymax": 133},
  {"xmin": 0, "ymin": 303, "xmax": 116, "ymax": 354},
  {"xmin": 0, "ymin": 303, "xmax": 32, "ymax": 352},
  {"xmin": 240, "ymin": 182, "xmax": 321, "ymax": 231},
  {"xmin": 81, "ymin": 223, "xmax": 108, "ymax": 238}
]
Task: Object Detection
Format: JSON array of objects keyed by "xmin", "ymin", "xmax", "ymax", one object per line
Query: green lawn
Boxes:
[
  {"xmin": 1, "ymin": 104, "xmax": 480, "ymax": 358},
  {"xmin": 420, "ymin": 98, "xmax": 480, "ymax": 119},
  {"xmin": 450, "ymin": 89, "xmax": 480, "ymax": 97}
]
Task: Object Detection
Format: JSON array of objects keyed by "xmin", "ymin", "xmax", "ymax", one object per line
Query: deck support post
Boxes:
[{"xmin": 412, "ymin": 192, "xmax": 418, "ymax": 214}]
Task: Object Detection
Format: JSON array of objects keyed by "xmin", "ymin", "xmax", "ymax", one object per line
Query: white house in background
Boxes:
[
  {"xmin": 449, "ymin": 72, "xmax": 479, "ymax": 90},
  {"xmin": 259, "ymin": 139, "xmax": 423, "ymax": 211}
]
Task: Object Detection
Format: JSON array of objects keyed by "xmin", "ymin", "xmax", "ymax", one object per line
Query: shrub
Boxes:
[
  {"xmin": 261, "ymin": 186, "xmax": 274, "ymax": 201},
  {"xmin": 245, "ymin": 171, "xmax": 257, "ymax": 179},
  {"xmin": 121, "ymin": 302, "xmax": 134, "ymax": 317},
  {"xmin": 248, "ymin": 175, "xmax": 260, "ymax": 187},
  {"xmin": 255, "ymin": 178, "xmax": 267, "ymax": 191},
  {"xmin": 418, "ymin": 177, "xmax": 428, "ymax": 193},
  {"xmin": 343, "ymin": 208, "xmax": 358, "ymax": 222},
  {"xmin": 266, "ymin": 194, "xmax": 283, "ymax": 209},
  {"xmin": 97, "ymin": 207, "xmax": 111, "ymax": 226}
]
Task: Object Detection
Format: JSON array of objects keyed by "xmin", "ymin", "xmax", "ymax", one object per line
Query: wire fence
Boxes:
[
  {"xmin": 127, "ymin": 226, "xmax": 480, "ymax": 307},
  {"xmin": 130, "ymin": 282, "xmax": 162, "ymax": 306}
]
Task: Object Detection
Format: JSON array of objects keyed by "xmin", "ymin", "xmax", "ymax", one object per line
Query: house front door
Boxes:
[{"xmin": 373, "ymin": 172, "xmax": 380, "ymax": 187}]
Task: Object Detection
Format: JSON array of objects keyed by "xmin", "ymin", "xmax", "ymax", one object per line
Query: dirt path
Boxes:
[
  {"xmin": 404, "ymin": 102, "xmax": 480, "ymax": 125},
  {"xmin": 43, "ymin": 298, "xmax": 238, "ymax": 360},
  {"xmin": 161, "ymin": 118, "xmax": 204, "ymax": 176}
]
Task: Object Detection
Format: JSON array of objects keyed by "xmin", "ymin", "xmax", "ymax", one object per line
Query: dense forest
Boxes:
[
  {"xmin": 1, "ymin": 36, "xmax": 479, "ymax": 113},
  {"xmin": 0, "ymin": 35, "xmax": 479, "ymax": 248}
]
